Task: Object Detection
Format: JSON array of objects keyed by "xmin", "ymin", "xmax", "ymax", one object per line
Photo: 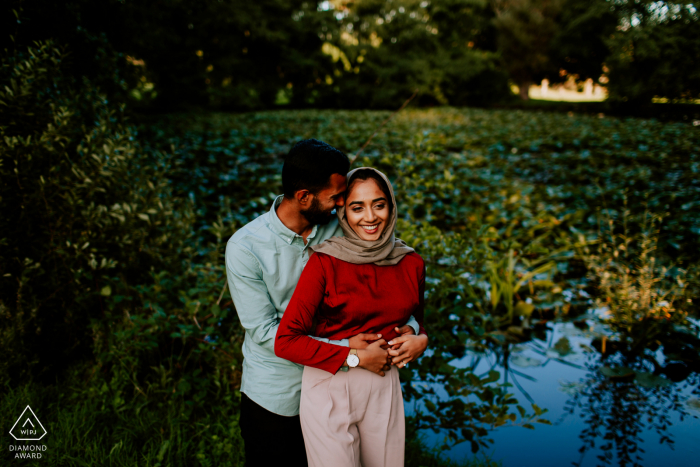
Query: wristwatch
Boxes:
[{"xmin": 346, "ymin": 349, "xmax": 360, "ymax": 368}]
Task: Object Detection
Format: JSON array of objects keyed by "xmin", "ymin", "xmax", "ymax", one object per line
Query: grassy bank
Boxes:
[{"xmin": 1, "ymin": 372, "xmax": 496, "ymax": 467}]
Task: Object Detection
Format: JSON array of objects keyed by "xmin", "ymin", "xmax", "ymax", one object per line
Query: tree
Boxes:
[
  {"xmin": 549, "ymin": 0, "xmax": 618, "ymax": 84},
  {"xmin": 491, "ymin": 0, "xmax": 565, "ymax": 100},
  {"xmin": 605, "ymin": 1, "xmax": 700, "ymax": 103},
  {"xmin": 3, "ymin": 0, "xmax": 340, "ymax": 110},
  {"xmin": 317, "ymin": 0, "xmax": 509, "ymax": 108}
]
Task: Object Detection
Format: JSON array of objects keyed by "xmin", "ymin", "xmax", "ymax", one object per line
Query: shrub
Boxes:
[{"xmin": 0, "ymin": 40, "xmax": 192, "ymax": 384}]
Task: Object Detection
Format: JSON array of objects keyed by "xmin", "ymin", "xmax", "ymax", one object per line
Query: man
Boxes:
[{"xmin": 225, "ymin": 139, "xmax": 421, "ymax": 467}]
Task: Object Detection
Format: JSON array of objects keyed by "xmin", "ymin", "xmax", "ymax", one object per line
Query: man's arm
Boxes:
[
  {"xmin": 226, "ymin": 242, "xmax": 353, "ymax": 350},
  {"xmin": 312, "ymin": 336, "xmax": 349, "ymax": 347},
  {"xmin": 226, "ymin": 243, "xmax": 281, "ymax": 352}
]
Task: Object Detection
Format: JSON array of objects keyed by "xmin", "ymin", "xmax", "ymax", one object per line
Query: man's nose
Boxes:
[{"xmin": 335, "ymin": 195, "xmax": 345, "ymax": 207}]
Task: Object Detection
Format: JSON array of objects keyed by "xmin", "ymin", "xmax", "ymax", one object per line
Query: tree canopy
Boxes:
[{"xmin": 2, "ymin": 0, "xmax": 698, "ymax": 107}]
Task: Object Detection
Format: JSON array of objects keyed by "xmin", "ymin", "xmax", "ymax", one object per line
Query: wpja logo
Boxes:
[{"xmin": 8, "ymin": 405, "xmax": 47, "ymax": 459}]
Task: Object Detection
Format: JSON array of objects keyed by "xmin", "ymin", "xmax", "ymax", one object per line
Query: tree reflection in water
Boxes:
[{"xmin": 560, "ymin": 327, "xmax": 700, "ymax": 467}]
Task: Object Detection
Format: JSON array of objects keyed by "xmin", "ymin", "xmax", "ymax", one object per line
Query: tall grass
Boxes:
[
  {"xmin": 577, "ymin": 206, "xmax": 694, "ymax": 353},
  {"xmin": 1, "ymin": 366, "xmax": 244, "ymax": 467},
  {"xmin": 1, "ymin": 368, "xmax": 494, "ymax": 467}
]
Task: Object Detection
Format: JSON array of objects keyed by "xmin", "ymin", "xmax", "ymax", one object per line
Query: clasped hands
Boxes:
[{"xmin": 347, "ymin": 325, "xmax": 428, "ymax": 377}]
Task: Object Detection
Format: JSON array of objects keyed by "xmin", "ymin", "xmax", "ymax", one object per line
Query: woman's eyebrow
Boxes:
[{"xmin": 348, "ymin": 197, "xmax": 386, "ymax": 206}]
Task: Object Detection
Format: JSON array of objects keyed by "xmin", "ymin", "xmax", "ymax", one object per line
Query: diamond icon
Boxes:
[{"xmin": 9, "ymin": 406, "xmax": 47, "ymax": 441}]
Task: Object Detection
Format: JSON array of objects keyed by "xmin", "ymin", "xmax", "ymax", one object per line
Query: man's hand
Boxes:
[
  {"xmin": 349, "ymin": 333, "xmax": 382, "ymax": 350},
  {"xmin": 395, "ymin": 325, "xmax": 415, "ymax": 336},
  {"xmin": 387, "ymin": 334, "xmax": 428, "ymax": 368},
  {"xmin": 356, "ymin": 339, "xmax": 390, "ymax": 376}
]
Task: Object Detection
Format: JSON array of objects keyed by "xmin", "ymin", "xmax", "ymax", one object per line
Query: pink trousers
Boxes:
[{"xmin": 300, "ymin": 365, "xmax": 405, "ymax": 467}]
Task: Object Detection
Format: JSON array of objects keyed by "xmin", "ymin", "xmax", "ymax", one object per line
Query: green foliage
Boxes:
[
  {"xmin": 0, "ymin": 41, "xmax": 194, "ymax": 383},
  {"xmin": 0, "ymin": 367, "xmax": 245, "ymax": 466},
  {"xmin": 96, "ymin": 257, "xmax": 245, "ymax": 420},
  {"xmin": 606, "ymin": 2, "xmax": 700, "ymax": 103},
  {"xmin": 405, "ymin": 416, "xmax": 501, "ymax": 467},
  {"xmin": 8, "ymin": 0, "xmax": 700, "ymax": 108},
  {"xmin": 491, "ymin": 0, "xmax": 565, "ymax": 97},
  {"xmin": 316, "ymin": 0, "xmax": 510, "ymax": 107},
  {"xmin": 4, "ymin": 54, "xmax": 700, "ymax": 459},
  {"xmin": 578, "ymin": 208, "xmax": 693, "ymax": 353},
  {"xmin": 134, "ymin": 107, "xmax": 699, "ymax": 451},
  {"xmin": 549, "ymin": 0, "xmax": 618, "ymax": 83},
  {"xmin": 0, "ymin": 370, "xmax": 498, "ymax": 467}
]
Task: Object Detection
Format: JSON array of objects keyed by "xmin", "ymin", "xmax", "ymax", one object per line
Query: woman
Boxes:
[{"xmin": 275, "ymin": 167, "xmax": 428, "ymax": 467}]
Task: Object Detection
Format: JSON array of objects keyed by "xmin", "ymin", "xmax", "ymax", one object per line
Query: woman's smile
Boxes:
[{"xmin": 360, "ymin": 223, "xmax": 380, "ymax": 234}]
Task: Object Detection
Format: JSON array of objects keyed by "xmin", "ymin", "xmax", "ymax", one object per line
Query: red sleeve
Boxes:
[
  {"xmin": 417, "ymin": 258, "xmax": 427, "ymax": 336},
  {"xmin": 275, "ymin": 253, "xmax": 350, "ymax": 374}
]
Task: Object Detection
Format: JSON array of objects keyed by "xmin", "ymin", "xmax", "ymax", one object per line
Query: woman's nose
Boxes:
[{"xmin": 363, "ymin": 209, "xmax": 377, "ymax": 223}]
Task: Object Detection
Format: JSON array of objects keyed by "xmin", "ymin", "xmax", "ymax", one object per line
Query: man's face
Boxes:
[{"xmin": 300, "ymin": 173, "xmax": 347, "ymax": 225}]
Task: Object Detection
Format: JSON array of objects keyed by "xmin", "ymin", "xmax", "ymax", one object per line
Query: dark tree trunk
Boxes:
[{"xmin": 518, "ymin": 81, "xmax": 532, "ymax": 100}]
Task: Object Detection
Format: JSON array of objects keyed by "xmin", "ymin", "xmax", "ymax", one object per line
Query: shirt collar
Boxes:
[{"xmin": 268, "ymin": 195, "xmax": 318, "ymax": 244}]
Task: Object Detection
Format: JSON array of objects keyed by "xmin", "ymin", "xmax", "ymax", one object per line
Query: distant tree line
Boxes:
[{"xmin": 2, "ymin": 0, "xmax": 698, "ymax": 110}]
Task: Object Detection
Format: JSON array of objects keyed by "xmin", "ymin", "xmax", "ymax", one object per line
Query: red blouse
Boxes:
[{"xmin": 275, "ymin": 251, "xmax": 426, "ymax": 374}]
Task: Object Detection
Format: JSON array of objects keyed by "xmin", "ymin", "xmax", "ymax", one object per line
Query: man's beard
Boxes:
[{"xmin": 301, "ymin": 197, "xmax": 335, "ymax": 226}]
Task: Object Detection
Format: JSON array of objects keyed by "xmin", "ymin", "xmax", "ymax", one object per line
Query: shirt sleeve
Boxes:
[
  {"xmin": 405, "ymin": 315, "xmax": 420, "ymax": 335},
  {"xmin": 226, "ymin": 242, "xmax": 281, "ymax": 352},
  {"xmin": 313, "ymin": 336, "xmax": 350, "ymax": 347},
  {"xmin": 226, "ymin": 242, "xmax": 349, "ymax": 354},
  {"xmin": 275, "ymin": 253, "xmax": 350, "ymax": 374}
]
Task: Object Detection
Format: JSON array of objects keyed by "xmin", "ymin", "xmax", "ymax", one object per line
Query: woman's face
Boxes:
[{"xmin": 345, "ymin": 178, "xmax": 391, "ymax": 241}]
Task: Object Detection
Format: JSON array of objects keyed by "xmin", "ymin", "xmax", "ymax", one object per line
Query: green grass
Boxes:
[
  {"xmin": 1, "ymin": 367, "xmax": 244, "ymax": 467},
  {"xmin": 1, "ymin": 370, "xmax": 491, "ymax": 467}
]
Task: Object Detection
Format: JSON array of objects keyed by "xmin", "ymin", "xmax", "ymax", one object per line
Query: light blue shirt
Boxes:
[{"xmin": 225, "ymin": 195, "xmax": 418, "ymax": 416}]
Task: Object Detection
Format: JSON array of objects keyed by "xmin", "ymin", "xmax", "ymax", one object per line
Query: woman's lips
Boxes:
[{"xmin": 360, "ymin": 224, "xmax": 379, "ymax": 234}]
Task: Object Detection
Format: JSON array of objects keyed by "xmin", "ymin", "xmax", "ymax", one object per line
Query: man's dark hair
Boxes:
[{"xmin": 282, "ymin": 139, "xmax": 350, "ymax": 198}]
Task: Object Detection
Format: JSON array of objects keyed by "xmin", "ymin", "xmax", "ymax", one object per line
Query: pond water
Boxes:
[{"xmin": 407, "ymin": 317, "xmax": 700, "ymax": 467}]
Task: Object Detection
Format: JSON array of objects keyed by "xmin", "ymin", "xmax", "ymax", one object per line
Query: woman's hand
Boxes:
[
  {"xmin": 387, "ymin": 334, "xmax": 428, "ymax": 368},
  {"xmin": 356, "ymin": 339, "xmax": 390, "ymax": 376}
]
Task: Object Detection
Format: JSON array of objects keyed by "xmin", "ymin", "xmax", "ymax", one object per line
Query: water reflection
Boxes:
[
  {"xmin": 407, "ymin": 315, "xmax": 700, "ymax": 466},
  {"xmin": 563, "ymin": 351, "xmax": 700, "ymax": 467}
]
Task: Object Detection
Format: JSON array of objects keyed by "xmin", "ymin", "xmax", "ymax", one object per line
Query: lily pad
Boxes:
[
  {"xmin": 559, "ymin": 380, "xmax": 585, "ymax": 396},
  {"xmin": 686, "ymin": 398, "xmax": 700, "ymax": 413},
  {"xmin": 550, "ymin": 336, "xmax": 574, "ymax": 357},
  {"xmin": 511, "ymin": 355, "xmax": 543, "ymax": 368},
  {"xmin": 635, "ymin": 372, "xmax": 672, "ymax": 388},
  {"xmin": 600, "ymin": 366, "xmax": 635, "ymax": 380}
]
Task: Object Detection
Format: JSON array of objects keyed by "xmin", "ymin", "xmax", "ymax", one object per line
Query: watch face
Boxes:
[{"xmin": 347, "ymin": 354, "xmax": 360, "ymax": 368}]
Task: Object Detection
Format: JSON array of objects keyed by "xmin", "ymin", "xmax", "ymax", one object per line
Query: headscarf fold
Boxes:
[{"xmin": 310, "ymin": 167, "xmax": 414, "ymax": 266}]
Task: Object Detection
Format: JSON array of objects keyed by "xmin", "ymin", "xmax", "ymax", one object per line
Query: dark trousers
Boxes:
[{"xmin": 240, "ymin": 392, "xmax": 308, "ymax": 467}]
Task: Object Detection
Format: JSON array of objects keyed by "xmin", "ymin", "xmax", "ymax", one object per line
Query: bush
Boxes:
[{"xmin": 0, "ymin": 40, "xmax": 192, "ymax": 384}]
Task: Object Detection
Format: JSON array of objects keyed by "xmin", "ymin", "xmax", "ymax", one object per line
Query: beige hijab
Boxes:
[{"xmin": 310, "ymin": 167, "xmax": 414, "ymax": 265}]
